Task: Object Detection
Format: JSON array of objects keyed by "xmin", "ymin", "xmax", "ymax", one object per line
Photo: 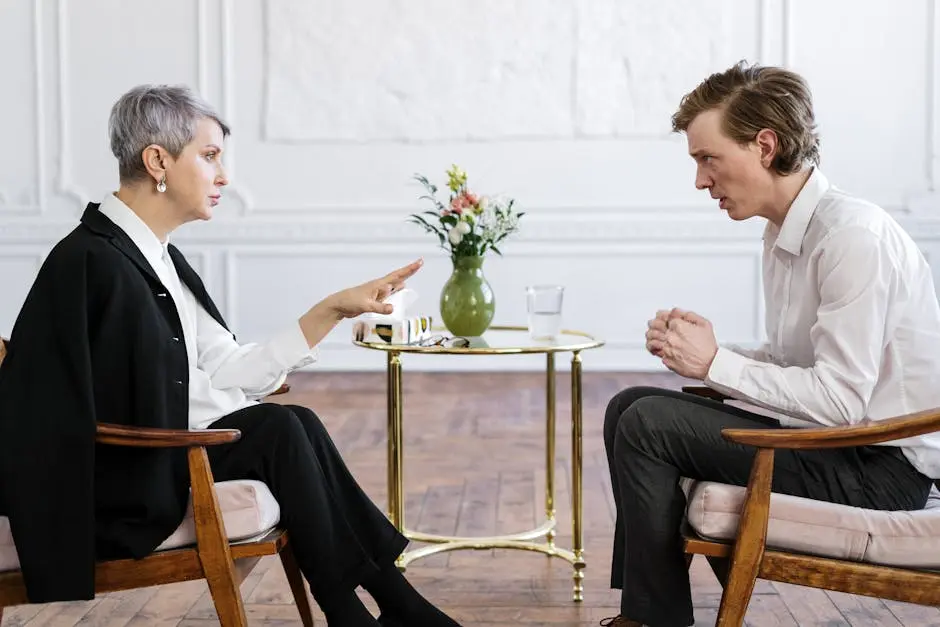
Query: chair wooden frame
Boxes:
[
  {"xmin": 0, "ymin": 373, "xmax": 310, "ymax": 627},
  {"xmin": 681, "ymin": 385, "xmax": 940, "ymax": 626}
]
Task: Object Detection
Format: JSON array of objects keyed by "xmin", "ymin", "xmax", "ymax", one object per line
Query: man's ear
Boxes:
[
  {"xmin": 141, "ymin": 144, "xmax": 168, "ymax": 184},
  {"xmin": 755, "ymin": 128, "xmax": 778, "ymax": 169}
]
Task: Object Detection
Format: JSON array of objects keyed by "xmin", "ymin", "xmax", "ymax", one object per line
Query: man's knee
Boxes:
[
  {"xmin": 605, "ymin": 386, "xmax": 670, "ymax": 450},
  {"xmin": 615, "ymin": 396, "xmax": 678, "ymax": 451}
]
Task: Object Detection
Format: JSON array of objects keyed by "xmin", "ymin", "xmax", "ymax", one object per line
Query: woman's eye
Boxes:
[{"xmin": 205, "ymin": 152, "xmax": 216, "ymax": 161}]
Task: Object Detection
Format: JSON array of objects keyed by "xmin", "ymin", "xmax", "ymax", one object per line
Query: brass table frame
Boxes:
[{"xmin": 354, "ymin": 325, "xmax": 604, "ymax": 602}]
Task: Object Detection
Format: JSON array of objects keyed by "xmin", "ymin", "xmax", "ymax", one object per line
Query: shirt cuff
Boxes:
[
  {"xmin": 704, "ymin": 346, "xmax": 748, "ymax": 396},
  {"xmin": 268, "ymin": 320, "xmax": 319, "ymax": 371}
]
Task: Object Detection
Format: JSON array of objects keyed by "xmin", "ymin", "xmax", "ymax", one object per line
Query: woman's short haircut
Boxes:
[{"xmin": 108, "ymin": 84, "xmax": 230, "ymax": 183}]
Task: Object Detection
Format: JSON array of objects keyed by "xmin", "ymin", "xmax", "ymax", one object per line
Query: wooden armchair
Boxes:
[
  {"xmin": 680, "ymin": 385, "xmax": 940, "ymax": 627},
  {"xmin": 0, "ymin": 336, "xmax": 310, "ymax": 626}
]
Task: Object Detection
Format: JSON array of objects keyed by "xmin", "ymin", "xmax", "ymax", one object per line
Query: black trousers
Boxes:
[
  {"xmin": 604, "ymin": 386, "xmax": 933, "ymax": 627},
  {"xmin": 207, "ymin": 402, "xmax": 407, "ymax": 601}
]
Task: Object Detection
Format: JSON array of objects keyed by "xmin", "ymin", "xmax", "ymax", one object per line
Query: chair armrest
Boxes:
[
  {"xmin": 682, "ymin": 385, "xmax": 732, "ymax": 402},
  {"xmin": 96, "ymin": 422, "xmax": 241, "ymax": 448},
  {"xmin": 268, "ymin": 382, "xmax": 291, "ymax": 396},
  {"xmin": 722, "ymin": 406, "xmax": 940, "ymax": 450},
  {"xmin": 96, "ymin": 423, "xmax": 242, "ymax": 562}
]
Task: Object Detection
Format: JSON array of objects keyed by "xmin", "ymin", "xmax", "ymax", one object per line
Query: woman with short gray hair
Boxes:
[{"xmin": 0, "ymin": 84, "xmax": 461, "ymax": 627}]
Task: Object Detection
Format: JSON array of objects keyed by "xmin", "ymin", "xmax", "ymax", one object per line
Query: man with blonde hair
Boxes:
[{"xmin": 601, "ymin": 61, "xmax": 940, "ymax": 626}]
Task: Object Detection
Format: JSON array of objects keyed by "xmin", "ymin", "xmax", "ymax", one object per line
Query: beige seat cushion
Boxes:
[
  {"xmin": 0, "ymin": 479, "xmax": 280, "ymax": 572},
  {"xmin": 685, "ymin": 479, "xmax": 940, "ymax": 569}
]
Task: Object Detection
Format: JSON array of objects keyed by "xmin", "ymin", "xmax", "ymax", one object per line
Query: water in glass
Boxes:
[{"xmin": 526, "ymin": 285, "xmax": 564, "ymax": 340}]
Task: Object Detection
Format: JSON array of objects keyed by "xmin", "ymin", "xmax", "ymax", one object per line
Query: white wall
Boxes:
[{"xmin": 1, "ymin": 0, "xmax": 939, "ymax": 372}]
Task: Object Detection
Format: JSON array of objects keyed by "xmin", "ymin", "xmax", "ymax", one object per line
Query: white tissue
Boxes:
[{"xmin": 353, "ymin": 288, "xmax": 434, "ymax": 345}]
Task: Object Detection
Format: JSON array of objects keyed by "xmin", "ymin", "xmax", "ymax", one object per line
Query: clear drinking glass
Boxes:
[{"xmin": 526, "ymin": 285, "xmax": 564, "ymax": 340}]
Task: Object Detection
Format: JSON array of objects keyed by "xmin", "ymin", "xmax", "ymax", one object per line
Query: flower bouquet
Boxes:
[{"xmin": 408, "ymin": 165, "xmax": 524, "ymax": 336}]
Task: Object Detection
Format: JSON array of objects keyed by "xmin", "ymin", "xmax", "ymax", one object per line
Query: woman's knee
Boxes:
[
  {"xmin": 283, "ymin": 405, "xmax": 328, "ymax": 442},
  {"xmin": 257, "ymin": 403, "xmax": 308, "ymax": 441}
]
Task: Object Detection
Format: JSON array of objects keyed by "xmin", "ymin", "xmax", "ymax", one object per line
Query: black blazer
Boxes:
[{"xmin": 0, "ymin": 203, "xmax": 231, "ymax": 603}]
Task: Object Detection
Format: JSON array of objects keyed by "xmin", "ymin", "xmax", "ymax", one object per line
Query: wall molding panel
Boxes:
[
  {"xmin": 31, "ymin": 0, "xmax": 47, "ymax": 216},
  {"xmin": 906, "ymin": 0, "xmax": 940, "ymax": 213},
  {"xmin": 218, "ymin": 0, "xmax": 254, "ymax": 214},
  {"xmin": 217, "ymin": 244, "xmax": 764, "ymax": 372},
  {"xmin": 929, "ymin": 0, "xmax": 940, "ymax": 193},
  {"xmin": 54, "ymin": 0, "xmax": 91, "ymax": 212},
  {"xmin": 196, "ymin": 0, "xmax": 210, "ymax": 97},
  {"xmin": 0, "ymin": 0, "xmax": 46, "ymax": 216}
]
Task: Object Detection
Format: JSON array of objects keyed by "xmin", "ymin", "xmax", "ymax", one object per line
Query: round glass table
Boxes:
[{"xmin": 353, "ymin": 325, "xmax": 604, "ymax": 601}]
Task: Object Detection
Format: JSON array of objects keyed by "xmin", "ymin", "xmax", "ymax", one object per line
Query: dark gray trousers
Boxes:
[{"xmin": 604, "ymin": 386, "xmax": 933, "ymax": 627}]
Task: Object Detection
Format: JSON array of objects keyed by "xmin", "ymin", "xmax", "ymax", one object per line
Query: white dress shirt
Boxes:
[
  {"xmin": 705, "ymin": 168, "xmax": 940, "ymax": 479},
  {"xmin": 98, "ymin": 193, "xmax": 318, "ymax": 430}
]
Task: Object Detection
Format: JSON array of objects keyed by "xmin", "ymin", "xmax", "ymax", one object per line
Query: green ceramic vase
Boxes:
[{"xmin": 439, "ymin": 255, "xmax": 495, "ymax": 337}]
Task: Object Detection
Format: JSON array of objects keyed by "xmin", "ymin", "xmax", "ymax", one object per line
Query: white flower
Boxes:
[
  {"xmin": 456, "ymin": 221, "xmax": 471, "ymax": 235},
  {"xmin": 448, "ymin": 227, "xmax": 463, "ymax": 245}
]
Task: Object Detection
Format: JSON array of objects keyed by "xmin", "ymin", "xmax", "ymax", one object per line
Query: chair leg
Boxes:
[
  {"xmin": 188, "ymin": 447, "xmax": 249, "ymax": 627},
  {"xmin": 715, "ymin": 448, "xmax": 775, "ymax": 627},
  {"xmin": 203, "ymin": 559, "xmax": 248, "ymax": 627},
  {"xmin": 280, "ymin": 544, "xmax": 315, "ymax": 626}
]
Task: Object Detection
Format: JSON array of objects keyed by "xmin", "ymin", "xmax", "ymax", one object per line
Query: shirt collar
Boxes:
[
  {"xmin": 97, "ymin": 192, "xmax": 170, "ymax": 272},
  {"xmin": 765, "ymin": 167, "xmax": 830, "ymax": 256}
]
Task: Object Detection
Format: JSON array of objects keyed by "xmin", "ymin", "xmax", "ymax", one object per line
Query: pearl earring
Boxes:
[{"xmin": 156, "ymin": 175, "xmax": 167, "ymax": 193}]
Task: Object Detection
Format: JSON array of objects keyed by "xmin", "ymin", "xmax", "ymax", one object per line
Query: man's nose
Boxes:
[{"xmin": 695, "ymin": 166, "xmax": 711, "ymax": 190}]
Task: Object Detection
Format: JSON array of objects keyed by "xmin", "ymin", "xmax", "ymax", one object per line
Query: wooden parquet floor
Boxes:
[{"xmin": 4, "ymin": 371, "xmax": 940, "ymax": 626}]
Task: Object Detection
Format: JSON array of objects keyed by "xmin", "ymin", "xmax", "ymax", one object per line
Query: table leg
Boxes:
[
  {"xmin": 570, "ymin": 350, "xmax": 585, "ymax": 602},
  {"xmin": 545, "ymin": 352, "xmax": 556, "ymax": 549},
  {"xmin": 387, "ymin": 351, "xmax": 405, "ymax": 568}
]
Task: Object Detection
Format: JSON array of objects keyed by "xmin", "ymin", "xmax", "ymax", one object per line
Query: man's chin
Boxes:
[{"xmin": 724, "ymin": 207, "xmax": 747, "ymax": 221}]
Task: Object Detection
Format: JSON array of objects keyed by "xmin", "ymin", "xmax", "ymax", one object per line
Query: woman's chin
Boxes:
[{"xmin": 192, "ymin": 206, "xmax": 214, "ymax": 221}]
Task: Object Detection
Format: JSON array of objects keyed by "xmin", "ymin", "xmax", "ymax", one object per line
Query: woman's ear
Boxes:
[
  {"xmin": 141, "ymin": 144, "xmax": 168, "ymax": 184},
  {"xmin": 755, "ymin": 129, "xmax": 778, "ymax": 169}
]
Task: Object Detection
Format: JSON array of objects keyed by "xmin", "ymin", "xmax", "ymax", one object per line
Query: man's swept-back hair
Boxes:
[
  {"xmin": 109, "ymin": 84, "xmax": 230, "ymax": 183},
  {"xmin": 671, "ymin": 61, "xmax": 820, "ymax": 175}
]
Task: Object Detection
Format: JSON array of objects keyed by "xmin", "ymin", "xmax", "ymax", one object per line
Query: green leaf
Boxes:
[
  {"xmin": 419, "ymin": 194, "xmax": 444, "ymax": 205},
  {"xmin": 409, "ymin": 215, "xmax": 442, "ymax": 235},
  {"xmin": 413, "ymin": 174, "xmax": 438, "ymax": 195}
]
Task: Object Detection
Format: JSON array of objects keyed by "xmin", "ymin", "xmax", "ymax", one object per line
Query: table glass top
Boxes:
[{"xmin": 353, "ymin": 325, "xmax": 604, "ymax": 355}]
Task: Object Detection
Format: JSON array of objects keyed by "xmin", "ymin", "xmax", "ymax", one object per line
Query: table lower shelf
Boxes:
[{"xmin": 395, "ymin": 517, "xmax": 587, "ymax": 602}]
